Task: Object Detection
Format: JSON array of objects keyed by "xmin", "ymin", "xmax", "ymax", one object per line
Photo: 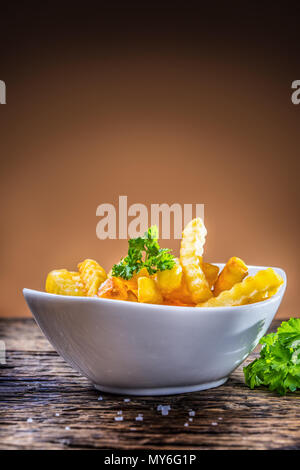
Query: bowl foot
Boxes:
[{"xmin": 94, "ymin": 377, "xmax": 228, "ymax": 396}]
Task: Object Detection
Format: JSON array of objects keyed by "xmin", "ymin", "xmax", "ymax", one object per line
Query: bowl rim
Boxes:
[{"xmin": 23, "ymin": 264, "xmax": 286, "ymax": 315}]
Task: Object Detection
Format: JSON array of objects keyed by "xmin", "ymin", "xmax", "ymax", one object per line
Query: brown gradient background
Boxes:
[{"xmin": 1, "ymin": 3, "xmax": 299, "ymax": 318}]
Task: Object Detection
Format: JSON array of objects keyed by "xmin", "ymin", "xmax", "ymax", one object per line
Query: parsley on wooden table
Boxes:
[{"xmin": 244, "ymin": 318, "xmax": 300, "ymax": 395}]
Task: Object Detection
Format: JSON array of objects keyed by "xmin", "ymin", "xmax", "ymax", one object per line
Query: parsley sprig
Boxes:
[
  {"xmin": 243, "ymin": 318, "xmax": 300, "ymax": 395},
  {"xmin": 112, "ymin": 226, "xmax": 175, "ymax": 280}
]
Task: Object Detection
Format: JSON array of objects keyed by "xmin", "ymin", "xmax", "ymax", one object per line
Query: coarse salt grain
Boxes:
[
  {"xmin": 65, "ymin": 426, "xmax": 70, "ymax": 430},
  {"xmin": 135, "ymin": 416, "xmax": 143, "ymax": 421},
  {"xmin": 55, "ymin": 413, "xmax": 60, "ymax": 417},
  {"xmin": 124, "ymin": 398, "xmax": 130, "ymax": 402},
  {"xmin": 211, "ymin": 422, "xmax": 218, "ymax": 426},
  {"xmin": 160, "ymin": 405, "xmax": 170, "ymax": 416},
  {"xmin": 117, "ymin": 411, "xmax": 122, "ymax": 415},
  {"xmin": 184, "ymin": 423, "xmax": 189, "ymax": 427},
  {"xmin": 115, "ymin": 416, "xmax": 123, "ymax": 421},
  {"xmin": 189, "ymin": 411, "xmax": 195, "ymax": 417},
  {"xmin": 27, "ymin": 418, "xmax": 33, "ymax": 423},
  {"xmin": 189, "ymin": 418, "xmax": 193, "ymax": 422},
  {"xmin": 98, "ymin": 396, "xmax": 103, "ymax": 401}
]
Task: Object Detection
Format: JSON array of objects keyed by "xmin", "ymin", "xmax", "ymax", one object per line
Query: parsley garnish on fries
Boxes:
[
  {"xmin": 243, "ymin": 318, "xmax": 300, "ymax": 395},
  {"xmin": 112, "ymin": 226, "xmax": 175, "ymax": 280}
]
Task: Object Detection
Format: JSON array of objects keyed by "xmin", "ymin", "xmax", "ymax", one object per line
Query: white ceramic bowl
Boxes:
[{"xmin": 23, "ymin": 265, "xmax": 286, "ymax": 396}]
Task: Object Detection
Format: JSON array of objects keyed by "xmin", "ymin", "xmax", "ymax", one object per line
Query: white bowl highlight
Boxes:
[{"xmin": 23, "ymin": 264, "xmax": 286, "ymax": 396}]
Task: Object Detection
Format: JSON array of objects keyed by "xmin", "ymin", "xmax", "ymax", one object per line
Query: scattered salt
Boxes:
[
  {"xmin": 98, "ymin": 396, "xmax": 103, "ymax": 401},
  {"xmin": 27, "ymin": 418, "xmax": 33, "ymax": 423},
  {"xmin": 65, "ymin": 426, "xmax": 70, "ymax": 430},
  {"xmin": 135, "ymin": 416, "xmax": 143, "ymax": 421},
  {"xmin": 124, "ymin": 398, "xmax": 130, "ymax": 402},
  {"xmin": 160, "ymin": 405, "xmax": 171, "ymax": 416},
  {"xmin": 184, "ymin": 422, "xmax": 189, "ymax": 427},
  {"xmin": 189, "ymin": 418, "xmax": 193, "ymax": 422},
  {"xmin": 55, "ymin": 413, "xmax": 60, "ymax": 417},
  {"xmin": 114, "ymin": 416, "xmax": 123, "ymax": 421},
  {"xmin": 218, "ymin": 417, "xmax": 223, "ymax": 420},
  {"xmin": 211, "ymin": 422, "xmax": 218, "ymax": 426},
  {"xmin": 117, "ymin": 410, "xmax": 122, "ymax": 415},
  {"xmin": 189, "ymin": 411, "xmax": 195, "ymax": 417}
]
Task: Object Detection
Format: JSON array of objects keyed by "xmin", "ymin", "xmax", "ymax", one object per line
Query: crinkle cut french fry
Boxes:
[
  {"xmin": 180, "ymin": 218, "xmax": 212, "ymax": 303},
  {"xmin": 248, "ymin": 286, "xmax": 280, "ymax": 304},
  {"xmin": 78, "ymin": 259, "xmax": 107, "ymax": 296},
  {"xmin": 214, "ymin": 256, "xmax": 248, "ymax": 296},
  {"xmin": 197, "ymin": 268, "xmax": 283, "ymax": 307},
  {"xmin": 202, "ymin": 262, "xmax": 219, "ymax": 288},
  {"xmin": 97, "ymin": 277, "xmax": 129, "ymax": 300},
  {"xmin": 46, "ymin": 269, "xmax": 86, "ymax": 296},
  {"xmin": 138, "ymin": 277, "xmax": 163, "ymax": 304},
  {"xmin": 157, "ymin": 258, "xmax": 183, "ymax": 294}
]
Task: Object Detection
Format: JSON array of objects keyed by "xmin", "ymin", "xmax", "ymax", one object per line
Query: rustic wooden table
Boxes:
[{"xmin": 0, "ymin": 319, "xmax": 299, "ymax": 450}]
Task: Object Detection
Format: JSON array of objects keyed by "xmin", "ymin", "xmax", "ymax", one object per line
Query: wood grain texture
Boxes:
[{"xmin": 0, "ymin": 319, "xmax": 299, "ymax": 450}]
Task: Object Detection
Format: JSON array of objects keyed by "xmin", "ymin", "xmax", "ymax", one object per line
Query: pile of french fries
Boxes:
[{"xmin": 46, "ymin": 218, "xmax": 283, "ymax": 307}]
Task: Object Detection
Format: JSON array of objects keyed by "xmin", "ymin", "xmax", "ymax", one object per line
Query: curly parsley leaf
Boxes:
[
  {"xmin": 243, "ymin": 318, "xmax": 300, "ymax": 395},
  {"xmin": 112, "ymin": 226, "xmax": 175, "ymax": 280}
]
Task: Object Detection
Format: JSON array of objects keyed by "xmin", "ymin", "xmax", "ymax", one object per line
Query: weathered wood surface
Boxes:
[{"xmin": 0, "ymin": 319, "xmax": 299, "ymax": 450}]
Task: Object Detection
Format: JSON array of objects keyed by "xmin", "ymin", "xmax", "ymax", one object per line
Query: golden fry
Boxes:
[
  {"xmin": 202, "ymin": 262, "xmax": 220, "ymax": 288},
  {"xmin": 120, "ymin": 267, "xmax": 151, "ymax": 297},
  {"xmin": 197, "ymin": 268, "xmax": 283, "ymax": 307},
  {"xmin": 97, "ymin": 277, "xmax": 129, "ymax": 300},
  {"xmin": 248, "ymin": 286, "xmax": 280, "ymax": 304},
  {"xmin": 157, "ymin": 258, "xmax": 183, "ymax": 294},
  {"xmin": 127, "ymin": 290, "xmax": 138, "ymax": 302},
  {"xmin": 78, "ymin": 259, "xmax": 107, "ymax": 296},
  {"xmin": 138, "ymin": 277, "xmax": 163, "ymax": 304},
  {"xmin": 45, "ymin": 269, "xmax": 86, "ymax": 296},
  {"xmin": 163, "ymin": 272, "xmax": 195, "ymax": 305},
  {"xmin": 163, "ymin": 299, "xmax": 194, "ymax": 307},
  {"xmin": 180, "ymin": 218, "xmax": 212, "ymax": 303},
  {"xmin": 213, "ymin": 257, "xmax": 248, "ymax": 296}
]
